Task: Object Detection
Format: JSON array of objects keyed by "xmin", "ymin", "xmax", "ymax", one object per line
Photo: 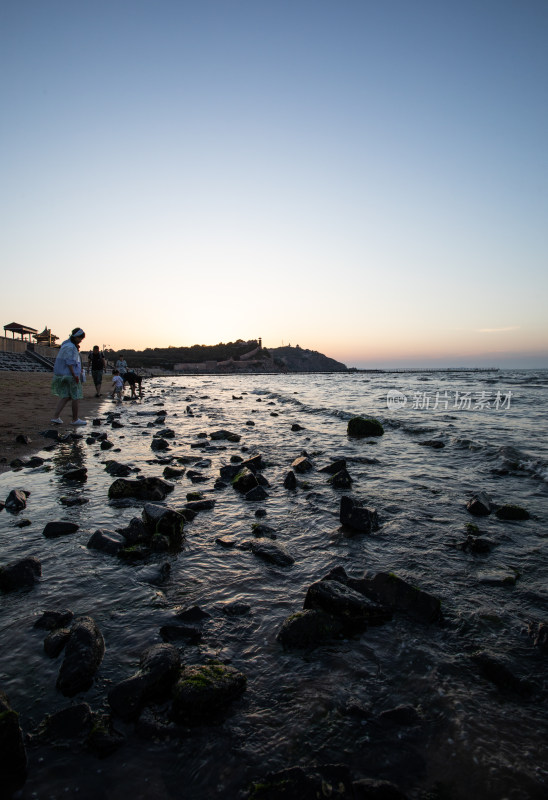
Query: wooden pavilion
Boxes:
[
  {"xmin": 33, "ymin": 326, "xmax": 59, "ymax": 347},
  {"xmin": 3, "ymin": 322, "xmax": 38, "ymax": 342}
]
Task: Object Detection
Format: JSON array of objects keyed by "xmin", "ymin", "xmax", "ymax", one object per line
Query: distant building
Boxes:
[
  {"xmin": 3, "ymin": 322, "xmax": 38, "ymax": 342},
  {"xmin": 33, "ymin": 326, "xmax": 59, "ymax": 347}
]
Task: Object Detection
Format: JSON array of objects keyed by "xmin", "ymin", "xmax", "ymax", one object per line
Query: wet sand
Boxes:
[{"xmin": 0, "ymin": 373, "xmax": 105, "ymax": 472}]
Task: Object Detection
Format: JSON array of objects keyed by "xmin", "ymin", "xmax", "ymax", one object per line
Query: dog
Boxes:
[{"xmin": 122, "ymin": 371, "xmax": 143, "ymax": 398}]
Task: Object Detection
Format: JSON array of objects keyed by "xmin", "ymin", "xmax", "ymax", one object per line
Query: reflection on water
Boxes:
[{"xmin": 0, "ymin": 371, "xmax": 547, "ymax": 799}]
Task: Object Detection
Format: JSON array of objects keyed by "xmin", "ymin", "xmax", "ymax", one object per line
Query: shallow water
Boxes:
[{"xmin": 1, "ymin": 370, "xmax": 547, "ymax": 799}]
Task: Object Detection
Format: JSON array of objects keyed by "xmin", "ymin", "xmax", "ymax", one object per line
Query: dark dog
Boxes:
[{"xmin": 123, "ymin": 372, "xmax": 143, "ymax": 398}]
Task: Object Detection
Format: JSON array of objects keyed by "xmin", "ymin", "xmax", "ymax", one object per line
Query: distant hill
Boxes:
[
  {"xmin": 268, "ymin": 345, "xmax": 348, "ymax": 372},
  {"xmin": 109, "ymin": 340, "xmax": 348, "ymax": 373}
]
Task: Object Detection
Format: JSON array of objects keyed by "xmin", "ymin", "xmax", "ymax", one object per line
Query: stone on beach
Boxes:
[
  {"xmin": 466, "ymin": 492, "xmax": 493, "ymax": 516},
  {"xmin": 304, "ymin": 579, "xmax": 391, "ymax": 628},
  {"xmin": 361, "ymin": 571, "xmax": 442, "ymax": 623},
  {"xmin": 109, "ymin": 643, "xmax": 181, "ymax": 721},
  {"xmin": 4, "ymin": 488, "xmax": 30, "ymax": 513},
  {"xmin": 0, "ymin": 556, "xmax": 41, "ymax": 592},
  {"xmin": 42, "ymin": 521, "xmax": 79, "ymax": 538},
  {"xmin": 347, "ymin": 416, "xmax": 384, "ymax": 437},
  {"xmin": 87, "ymin": 528, "xmax": 127, "ymax": 555},
  {"xmin": 170, "ymin": 663, "xmax": 247, "ymax": 724},
  {"xmin": 277, "ymin": 608, "xmax": 346, "ymax": 649},
  {"xmin": 339, "ymin": 495, "xmax": 379, "ymax": 533},
  {"xmin": 108, "ymin": 476, "xmax": 174, "ymax": 501},
  {"xmin": 56, "ymin": 616, "xmax": 105, "ymax": 697}
]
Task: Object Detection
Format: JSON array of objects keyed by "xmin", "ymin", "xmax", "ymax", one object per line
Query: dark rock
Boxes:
[
  {"xmin": 249, "ymin": 540, "xmax": 294, "ymax": 566},
  {"xmin": 41, "ymin": 428, "xmax": 61, "ymax": 440},
  {"xmin": 220, "ymin": 463, "xmax": 242, "ymax": 481},
  {"xmin": 87, "ymin": 529, "xmax": 127, "ymax": 555},
  {"xmin": 245, "ymin": 485, "xmax": 268, "ymax": 501},
  {"xmin": 328, "ymin": 468, "xmax": 353, "ymax": 489},
  {"xmin": 0, "ymin": 557, "xmax": 41, "ymax": 592},
  {"xmin": 0, "ymin": 691, "xmax": 27, "ymax": 796},
  {"xmin": 347, "ymin": 416, "xmax": 384, "ymax": 437},
  {"xmin": 186, "ymin": 469, "xmax": 208, "ymax": 483},
  {"xmin": 44, "ymin": 628, "xmax": 71, "ymax": 658},
  {"xmin": 252, "ymin": 523, "xmax": 277, "ymax": 539},
  {"xmin": 15, "ymin": 518, "xmax": 31, "ymax": 528},
  {"xmin": 150, "ymin": 438, "xmax": 169, "ymax": 451},
  {"xmin": 277, "ymin": 609, "xmax": 345, "ymax": 648},
  {"xmin": 118, "ymin": 545, "xmax": 151, "ymax": 562},
  {"xmin": 466, "ymin": 492, "xmax": 493, "ymax": 516},
  {"xmin": 319, "ymin": 459, "xmax": 347, "ymax": 475},
  {"xmin": 155, "ymin": 428, "xmax": 175, "ymax": 439},
  {"xmin": 361, "ymin": 572, "xmax": 442, "ymax": 623},
  {"xmin": 86, "ymin": 713, "xmax": 125, "ymax": 757},
  {"xmin": 100, "ymin": 440, "xmax": 115, "ymax": 450},
  {"xmin": 304, "ymin": 580, "xmax": 391, "ymax": 628},
  {"xmin": 170, "ymin": 663, "xmax": 247, "ymax": 724},
  {"xmin": 15, "ymin": 434, "xmax": 31, "ymax": 444},
  {"xmin": 419, "ymin": 439, "xmax": 445, "ymax": 449},
  {"xmin": 241, "ymin": 454, "xmax": 264, "ymax": 473},
  {"xmin": 340, "ymin": 496, "xmax": 379, "ymax": 533},
  {"xmin": 215, "ymin": 536, "xmax": 237, "ymax": 548},
  {"xmin": 34, "ymin": 703, "xmax": 93, "ymax": 742},
  {"xmin": 291, "ymin": 423, "xmax": 304, "ymax": 431},
  {"xmin": 60, "ymin": 496, "xmax": 89, "ymax": 506},
  {"xmin": 56, "ymin": 616, "xmax": 105, "ymax": 697},
  {"xmin": 4, "ymin": 489, "xmax": 30, "ymax": 513},
  {"xmin": 184, "ymin": 499, "xmax": 215, "ymax": 512},
  {"xmin": 108, "ymin": 477, "xmax": 174, "ymax": 501},
  {"xmin": 495, "ymin": 504, "xmax": 530, "ymax": 521},
  {"xmin": 209, "ymin": 430, "xmax": 241, "ymax": 442},
  {"xmin": 116, "ymin": 517, "xmax": 148, "ymax": 545},
  {"xmin": 34, "ymin": 609, "xmax": 74, "ymax": 630},
  {"xmin": 111, "ymin": 420, "xmax": 124, "ymax": 428},
  {"xmin": 232, "ymin": 467, "xmax": 259, "ymax": 493},
  {"xmin": 104, "ymin": 460, "xmax": 132, "ymax": 477},
  {"xmin": 108, "ymin": 643, "xmax": 181, "ymax": 721},
  {"xmin": 163, "ymin": 465, "xmax": 186, "ymax": 479},
  {"xmin": 142, "ymin": 504, "xmax": 185, "ymax": 548},
  {"xmin": 43, "ymin": 521, "xmax": 79, "ymax": 538},
  {"xmin": 62, "ymin": 467, "xmax": 88, "ymax": 481},
  {"xmin": 292, "ymin": 455, "xmax": 312, "ymax": 473},
  {"xmin": 283, "ymin": 470, "xmax": 297, "ymax": 490}
]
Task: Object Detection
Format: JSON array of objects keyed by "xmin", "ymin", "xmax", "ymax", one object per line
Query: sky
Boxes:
[{"xmin": 1, "ymin": 0, "xmax": 547, "ymax": 369}]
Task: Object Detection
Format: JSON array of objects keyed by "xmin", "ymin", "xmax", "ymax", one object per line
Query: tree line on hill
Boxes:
[{"xmin": 105, "ymin": 339, "xmax": 263, "ymax": 370}]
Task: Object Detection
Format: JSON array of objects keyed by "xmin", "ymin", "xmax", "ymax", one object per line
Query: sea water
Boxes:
[{"xmin": 0, "ymin": 370, "xmax": 547, "ymax": 799}]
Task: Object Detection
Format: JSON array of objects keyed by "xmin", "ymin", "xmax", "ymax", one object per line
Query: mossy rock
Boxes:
[
  {"xmin": 347, "ymin": 417, "xmax": 384, "ymax": 437},
  {"xmin": 495, "ymin": 504, "xmax": 530, "ymax": 521},
  {"xmin": 171, "ymin": 663, "xmax": 247, "ymax": 724}
]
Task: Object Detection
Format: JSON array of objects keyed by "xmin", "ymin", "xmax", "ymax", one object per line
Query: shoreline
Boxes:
[{"xmin": 0, "ymin": 373, "xmax": 106, "ymax": 473}]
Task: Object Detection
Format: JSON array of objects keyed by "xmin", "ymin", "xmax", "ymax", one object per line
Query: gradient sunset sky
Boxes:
[{"xmin": 1, "ymin": 0, "xmax": 547, "ymax": 368}]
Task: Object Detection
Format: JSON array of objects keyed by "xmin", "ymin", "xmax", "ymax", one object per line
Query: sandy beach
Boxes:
[{"xmin": 0, "ymin": 373, "xmax": 104, "ymax": 472}]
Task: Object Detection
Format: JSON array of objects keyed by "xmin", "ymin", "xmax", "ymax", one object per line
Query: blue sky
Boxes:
[{"xmin": 1, "ymin": 0, "xmax": 547, "ymax": 367}]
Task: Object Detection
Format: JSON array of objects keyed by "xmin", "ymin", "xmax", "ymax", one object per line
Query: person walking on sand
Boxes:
[
  {"xmin": 115, "ymin": 355, "xmax": 128, "ymax": 379},
  {"xmin": 111, "ymin": 369, "xmax": 124, "ymax": 401},
  {"xmin": 90, "ymin": 345, "xmax": 106, "ymax": 397},
  {"xmin": 50, "ymin": 328, "xmax": 87, "ymax": 426}
]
